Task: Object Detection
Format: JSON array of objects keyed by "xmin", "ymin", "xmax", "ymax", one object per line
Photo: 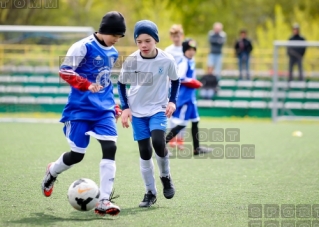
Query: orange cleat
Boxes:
[
  {"xmin": 177, "ymin": 137, "xmax": 184, "ymax": 150},
  {"xmin": 41, "ymin": 163, "xmax": 57, "ymax": 197},
  {"xmin": 168, "ymin": 137, "xmax": 178, "ymax": 148}
]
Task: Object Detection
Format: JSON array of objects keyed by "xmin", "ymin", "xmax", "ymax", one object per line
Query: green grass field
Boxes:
[{"xmin": 1, "ymin": 118, "xmax": 319, "ymax": 227}]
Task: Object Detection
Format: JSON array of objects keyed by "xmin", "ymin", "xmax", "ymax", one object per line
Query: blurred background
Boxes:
[{"xmin": 0, "ymin": 0, "xmax": 319, "ymax": 119}]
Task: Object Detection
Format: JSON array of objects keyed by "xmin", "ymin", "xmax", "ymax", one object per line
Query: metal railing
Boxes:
[{"xmin": 0, "ymin": 44, "xmax": 318, "ymax": 75}]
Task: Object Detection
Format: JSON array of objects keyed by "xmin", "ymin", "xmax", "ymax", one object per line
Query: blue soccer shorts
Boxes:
[
  {"xmin": 132, "ymin": 112, "xmax": 167, "ymax": 141},
  {"xmin": 63, "ymin": 117, "xmax": 117, "ymax": 153},
  {"xmin": 171, "ymin": 102, "xmax": 200, "ymax": 126}
]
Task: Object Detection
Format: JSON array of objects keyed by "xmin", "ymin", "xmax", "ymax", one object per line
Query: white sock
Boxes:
[
  {"xmin": 99, "ymin": 159, "xmax": 116, "ymax": 201},
  {"xmin": 155, "ymin": 153, "xmax": 170, "ymax": 177},
  {"xmin": 140, "ymin": 158, "xmax": 157, "ymax": 195},
  {"xmin": 49, "ymin": 153, "xmax": 71, "ymax": 177}
]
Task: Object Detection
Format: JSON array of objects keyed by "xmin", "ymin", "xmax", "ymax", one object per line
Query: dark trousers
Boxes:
[
  {"xmin": 238, "ymin": 53, "xmax": 250, "ymax": 80},
  {"xmin": 288, "ymin": 57, "xmax": 303, "ymax": 81}
]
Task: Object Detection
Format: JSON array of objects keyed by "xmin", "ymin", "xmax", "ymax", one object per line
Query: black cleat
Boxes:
[
  {"xmin": 160, "ymin": 175, "xmax": 175, "ymax": 199},
  {"xmin": 139, "ymin": 191, "xmax": 157, "ymax": 208},
  {"xmin": 194, "ymin": 147, "xmax": 213, "ymax": 155}
]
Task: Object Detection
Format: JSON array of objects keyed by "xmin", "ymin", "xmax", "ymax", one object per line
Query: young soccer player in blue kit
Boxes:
[
  {"xmin": 166, "ymin": 39, "xmax": 211, "ymax": 155},
  {"xmin": 117, "ymin": 20, "xmax": 180, "ymax": 207},
  {"xmin": 41, "ymin": 11, "xmax": 125, "ymax": 216}
]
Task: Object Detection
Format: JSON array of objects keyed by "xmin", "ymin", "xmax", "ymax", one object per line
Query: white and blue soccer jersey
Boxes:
[
  {"xmin": 172, "ymin": 56, "xmax": 199, "ymax": 126},
  {"xmin": 165, "ymin": 44, "xmax": 183, "ymax": 65},
  {"xmin": 118, "ymin": 48, "xmax": 179, "ymax": 117},
  {"xmin": 60, "ymin": 34, "xmax": 118, "ymax": 122},
  {"xmin": 176, "ymin": 56, "xmax": 197, "ymax": 107},
  {"xmin": 118, "ymin": 48, "xmax": 179, "ymax": 141}
]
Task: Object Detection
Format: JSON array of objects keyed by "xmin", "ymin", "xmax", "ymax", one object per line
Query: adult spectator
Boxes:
[
  {"xmin": 207, "ymin": 22, "xmax": 226, "ymax": 80},
  {"xmin": 287, "ymin": 23, "xmax": 306, "ymax": 81},
  {"xmin": 199, "ymin": 74, "xmax": 218, "ymax": 100},
  {"xmin": 234, "ymin": 29, "xmax": 253, "ymax": 80}
]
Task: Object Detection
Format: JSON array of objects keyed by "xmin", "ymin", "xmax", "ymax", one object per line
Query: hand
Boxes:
[
  {"xmin": 165, "ymin": 102, "xmax": 176, "ymax": 118},
  {"xmin": 88, "ymin": 83, "xmax": 103, "ymax": 93},
  {"xmin": 114, "ymin": 104, "xmax": 122, "ymax": 123},
  {"xmin": 121, "ymin": 109, "xmax": 132, "ymax": 128}
]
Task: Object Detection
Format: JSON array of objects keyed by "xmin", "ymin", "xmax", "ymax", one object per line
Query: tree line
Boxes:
[{"xmin": 0, "ymin": 0, "xmax": 318, "ymax": 48}]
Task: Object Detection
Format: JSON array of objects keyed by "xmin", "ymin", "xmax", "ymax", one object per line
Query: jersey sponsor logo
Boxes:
[
  {"xmin": 160, "ymin": 123, "xmax": 166, "ymax": 127},
  {"xmin": 162, "ymin": 105, "xmax": 166, "ymax": 109},
  {"xmin": 158, "ymin": 66, "xmax": 164, "ymax": 75}
]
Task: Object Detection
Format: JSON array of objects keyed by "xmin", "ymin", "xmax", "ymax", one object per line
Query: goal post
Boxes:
[
  {"xmin": 0, "ymin": 25, "xmax": 94, "ymax": 35},
  {"xmin": 272, "ymin": 40, "xmax": 319, "ymax": 122}
]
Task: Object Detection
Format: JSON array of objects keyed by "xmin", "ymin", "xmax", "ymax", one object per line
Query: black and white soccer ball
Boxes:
[{"xmin": 67, "ymin": 178, "xmax": 100, "ymax": 211}]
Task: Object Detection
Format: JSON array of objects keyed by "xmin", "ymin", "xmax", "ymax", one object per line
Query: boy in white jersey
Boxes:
[
  {"xmin": 41, "ymin": 11, "xmax": 125, "ymax": 216},
  {"xmin": 165, "ymin": 24, "xmax": 185, "ymax": 150},
  {"xmin": 165, "ymin": 24, "xmax": 184, "ymax": 64},
  {"xmin": 118, "ymin": 20, "xmax": 180, "ymax": 207}
]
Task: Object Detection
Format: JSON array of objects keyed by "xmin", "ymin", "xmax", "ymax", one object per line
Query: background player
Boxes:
[
  {"xmin": 165, "ymin": 24, "xmax": 185, "ymax": 150},
  {"xmin": 118, "ymin": 20, "xmax": 180, "ymax": 208},
  {"xmin": 166, "ymin": 39, "xmax": 211, "ymax": 155},
  {"xmin": 165, "ymin": 24, "xmax": 184, "ymax": 64},
  {"xmin": 41, "ymin": 11, "xmax": 125, "ymax": 216}
]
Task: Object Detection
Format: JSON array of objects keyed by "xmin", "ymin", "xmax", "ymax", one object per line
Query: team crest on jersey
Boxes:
[
  {"xmin": 93, "ymin": 55, "xmax": 104, "ymax": 67},
  {"xmin": 158, "ymin": 66, "xmax": 164, "ymax": 75},
  {"xmin": 96, "ymin": 69, "xmax": 111, "ymax": 92}
]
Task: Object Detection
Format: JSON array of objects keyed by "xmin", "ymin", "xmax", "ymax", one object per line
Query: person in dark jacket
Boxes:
[
  {"xmin": 199, "ymin": 74, "xmax": 218, "ymax": 100},
  {"xmin": 287, "ymin": 24, "xmax": 306, "ymax": 81},
  {"xmin": 234, "ymin": 29, "xmax": 253, "ymax": 80}
]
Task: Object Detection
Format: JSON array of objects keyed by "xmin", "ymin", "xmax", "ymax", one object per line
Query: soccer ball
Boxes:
[{"xmin": 67, "ymin": 178, "xmax": 100, "ymax": 211}]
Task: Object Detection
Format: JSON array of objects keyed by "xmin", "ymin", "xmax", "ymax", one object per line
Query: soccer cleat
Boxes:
[
  {"xmin": 168, "ymin": 137, "xmax": 178, "ymax": 148},
  {"xmin": 94, "ymin": 199, "xmax": 120, "ymax": 216},
  {"xmin": 194, "ymin": 147, "xmax": 213, "ymax": 155},
  {"xmin": 139, "ymin": 191, "xmax": 157, "ymax": 208},
  {"xmin": 41, "ymin": 163, "xmax": 57, "ymax": 197},
  {"xmin": 160, "ymin": 175, "xmax": 175, "ymax": 199},
  {"xmin": 176, "ymin": 137, "xmax": 184, "ymax": 150}
]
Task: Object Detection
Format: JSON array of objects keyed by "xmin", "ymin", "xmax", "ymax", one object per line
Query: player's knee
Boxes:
[
  {"xmin": 138, "ymin": 139, "xmax": 152, "ymax": 160},
  {"xmin": 139, "ymin": 145, "xmax": 150, "ymax": 156},
  {"xmin": 152, "ymin": 136, "xmax": 165, "ymax": 150},
  {"xmin": 99, "ymin": 140, "xmax": 116, "ymax": 160},
  {"xmin": 63, "ymin": 151, "xmax": 85, "ymax": 165},
  {"xmin": 139, "ymin": 150, "xmax": 152, "ymax": 160},
  {"xmin": 151, "ymin": 130, "xmax": 166, "ymax": 157}
]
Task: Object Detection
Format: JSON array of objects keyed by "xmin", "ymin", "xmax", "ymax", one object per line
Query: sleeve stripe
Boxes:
[{"xmin": 59, "ymin": 69, "xmax": 91, "ymax": 91}]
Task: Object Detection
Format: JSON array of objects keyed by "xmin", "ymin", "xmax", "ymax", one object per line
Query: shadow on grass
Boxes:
[
  {"xmin": 4, "ymin": 206, "xmax": 166, "ymax": 226},
  {"xmin": 120, "ymin": 204, "xmax": 166, "ymax": 216},
  {"xmin": 4, "ymin": 212, "xmax": 98, "ymax": 226}
]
